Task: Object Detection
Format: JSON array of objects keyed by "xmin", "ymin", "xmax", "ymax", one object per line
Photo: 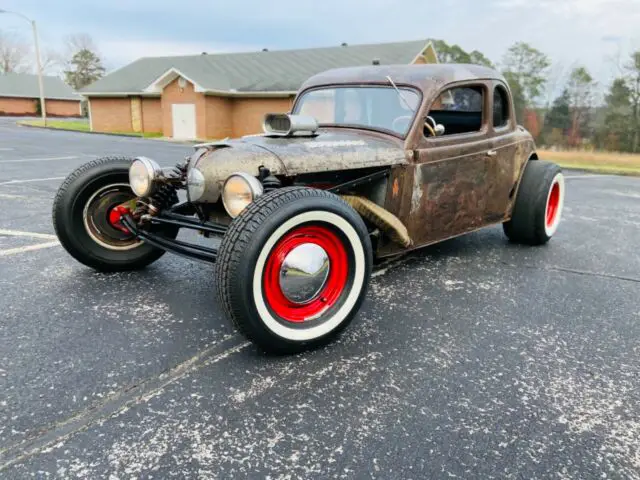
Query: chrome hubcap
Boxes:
[{"xmin": 279, "ymin": 243, "xmax": 330, "ymax": 304}]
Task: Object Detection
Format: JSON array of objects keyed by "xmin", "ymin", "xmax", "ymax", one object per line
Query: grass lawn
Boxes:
[
  {"xmin": 537, "ymin": 149, "xmax": 640, "ymax": 176},
  {"xmin": 19, "ymin": 120, "xmax": 162, "ymax": 138}
]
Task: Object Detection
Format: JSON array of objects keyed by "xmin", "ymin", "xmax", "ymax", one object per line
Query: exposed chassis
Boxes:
[
  {"xmin": 121, "ymin": 206, "xmax": 228, "ymax": 264},
  {"xmin": 120, "ymin": 170, "xmax": 391, "ymax": 265}
]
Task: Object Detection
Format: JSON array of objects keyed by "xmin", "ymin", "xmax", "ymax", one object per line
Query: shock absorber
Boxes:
[
  {"xmin": 146, "ymin": 159, "xmax": 189, "ymax": 215},
  {"xmin": 259, "ymin": 166, "xmax": 281, "ymax": 192},
  {"xmin": 148, "ymin": 184, "xmax": 179, "ymax": 215}
]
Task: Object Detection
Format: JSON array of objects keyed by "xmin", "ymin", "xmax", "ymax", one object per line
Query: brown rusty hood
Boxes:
[
  {"xmin": 191, "ymin": 129, "xmax": 407, "ymax": 203},
  {"xmin": 242, "ymin": 130, "xmax": 407, "ymax": 175},
  {"xmin": 195, "ymin": 129, "xmax": 406, "ymax": 176}
]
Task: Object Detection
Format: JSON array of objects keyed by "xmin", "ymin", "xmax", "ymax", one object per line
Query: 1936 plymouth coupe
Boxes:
[{"xmin": 53, "ymin": 64, "xmax": 565, "ymax": 353}]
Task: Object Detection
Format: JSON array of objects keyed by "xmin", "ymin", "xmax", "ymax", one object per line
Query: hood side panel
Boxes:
[
  {"xmin": 242, "ymin": 130, "xmax": 407, "ymax": 175},
  {"xmin": 191, "ymin": 130, "xmax": 406, "ymax": 204},
  {"xmin": 192, "ymin": 144, "xmax": 286, "ymax": 203}
]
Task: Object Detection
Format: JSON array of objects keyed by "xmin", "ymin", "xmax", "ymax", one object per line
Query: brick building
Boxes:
[
  {"xmin": 82, "ymin": 40, "xmax": 439, "ymax": 140},
  {"xmin": 0, "ymin": 73, "xmax": 81, "ymax": 116}
]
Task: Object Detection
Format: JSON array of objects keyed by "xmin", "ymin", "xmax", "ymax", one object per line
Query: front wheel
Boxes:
[
  {"xmin": 215, "ymin": 187, "xmax": 373, "ymax": 354},
  {"xmin": 52, "ymin": 156, "xmax": 176, "ymax": 272}
]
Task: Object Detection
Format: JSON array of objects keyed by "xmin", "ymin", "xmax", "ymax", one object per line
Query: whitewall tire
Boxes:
[
  {"xmin": 504, "ymin": 160, "xmax": 565, "ymax": 245},
  {"xmin": 215, "ymin": 187, "xmax": 372, "ymax": 354}
]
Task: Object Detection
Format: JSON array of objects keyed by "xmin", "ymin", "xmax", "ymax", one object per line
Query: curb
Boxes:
[
  {"xmin": 16, "ymin": 122, "xmax": 195, "ymax": 144},
  {"xmin": 558, "ymin": 166, "xmax": 640, "ymax": 178}
]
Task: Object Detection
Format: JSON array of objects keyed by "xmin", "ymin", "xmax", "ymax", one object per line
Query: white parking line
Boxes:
[
  {"xmin": 607, "ymin": 191, "xmax": 640, "ymax": 199},
  {"xmin": 0, "ymin": 155, "xmax": 78, "ymax": 164},
  {"xmin": 0, "ymin": 241, "xmax": 60, "ymax": 257},
  {"xmin": 564, "ymin": 174, "xmax": 615, "ymax": 180},
  {"xmin": 0, "ymin": 229, "xmax": 58, "ymax": 240},
  {"xmin": 0, "ymin": 148, "xmax": 14, "ymax": 151},
  {"xmin": 0, "ymin": 177, "xmax": 65, "ymax": 186},
  {"xmin": 0, "ymin": 193, "xmax": 26, "ymax": 199},
  {"xmin": 0, "ymin": 230, "xmax": 61, "ymax": 257}
]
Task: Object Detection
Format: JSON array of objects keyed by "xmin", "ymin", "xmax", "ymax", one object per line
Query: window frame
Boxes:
[
  {"xmin": 492, "ymin": 83, "xmax": 512, "ymax": 132},
  {"xmin": 291, "ymin": 83, "xmax": 423, "ymax": 140},
  {"xmin": 420, "ymin": 82, "xmax": 490, "ymax": 145}
]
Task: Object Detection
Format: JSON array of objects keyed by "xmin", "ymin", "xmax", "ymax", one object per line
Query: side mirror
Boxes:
[{"xmin": 434, "ymin": 124, "xmax": 445, "ymax": 136}]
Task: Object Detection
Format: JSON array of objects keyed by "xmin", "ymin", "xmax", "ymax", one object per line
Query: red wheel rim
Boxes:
[
  {"xmin": 263, "ymin": 225, "xmax": 349, "ymax": 323},
  {"xmin": 546, "ymin": 182, "xmax": 560, "ymax": 228}
]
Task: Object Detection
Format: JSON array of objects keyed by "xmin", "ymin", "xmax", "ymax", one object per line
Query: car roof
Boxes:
[{"xmin": 299, "ymin": 64, "xmax": 506, "ymax": 93}]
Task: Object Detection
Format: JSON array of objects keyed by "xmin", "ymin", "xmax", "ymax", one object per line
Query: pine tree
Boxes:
[
  {"xmin": 598, "ymin": 78, "xmax": 632, "ymax": 151},
  {"xmin": 545, "ymin": 89, "xmax": 572, "ymax": 132},
  {"xmin": 625, "ymin": 51, "xmax": 640, "ymax": 153},
  {"xmin": 64, "ymin": 48, "xmax": 105, "ymax": 90}
]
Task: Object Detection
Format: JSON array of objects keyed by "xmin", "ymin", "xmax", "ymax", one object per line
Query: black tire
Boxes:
[
  {"xmin": 215, "ymin": 187, "xmax": 373, "ymax": 354},
  {"xmin": 503, "ymin": 160, "xmax": 565, "ymax": 245},
  {"xmin": 52, "ymin": 156, "xmax": 176, "ymax": 272}
]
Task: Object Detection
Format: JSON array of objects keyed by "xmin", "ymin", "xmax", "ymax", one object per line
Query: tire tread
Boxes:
[
  {"xmin": 504, "ymin": 160, "xmax": 562, "ymax": 245},
  {"xmin": 215, "ymin": 187, "xmax": 370, "ymax": 353},
  {"xmin": 52, "ymin": 156, "xmax": 169, "ymax": 271}
]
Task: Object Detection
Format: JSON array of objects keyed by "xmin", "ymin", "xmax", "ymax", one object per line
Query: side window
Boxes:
[
  {"xmin": 493, "ymin": 86, "xmax": 510, "ymax": 128},
  {"xmin": 426, "ymin": 86, "xmax": 484, "ymax": 136}
]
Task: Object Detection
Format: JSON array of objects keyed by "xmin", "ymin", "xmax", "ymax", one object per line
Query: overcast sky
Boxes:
[{"xmin": 1, "ymin": 0, "xmax": 638, "ymax": 97}]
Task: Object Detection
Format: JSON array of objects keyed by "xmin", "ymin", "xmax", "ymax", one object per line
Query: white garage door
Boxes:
[{"xmin": 172, "ymin": 104, "xmax": 196, "ymax": 140}]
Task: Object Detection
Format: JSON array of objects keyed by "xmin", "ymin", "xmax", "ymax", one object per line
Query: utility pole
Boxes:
[{"xmin": 0, "ymin": 9, "xmax": 47, "ymax": 125}]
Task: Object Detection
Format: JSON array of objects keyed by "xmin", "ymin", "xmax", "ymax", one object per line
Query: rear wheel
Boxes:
[
  {"xmin": 503, "ymin": 160, "xmax": 565, "ymax": 245},
  {"xmin": 53, "ymin": 156, "xmax": 176, "ymax": 272},
  {"xmin": 215, "ymin": 187, "xmax": 372, "ymax": 354}
]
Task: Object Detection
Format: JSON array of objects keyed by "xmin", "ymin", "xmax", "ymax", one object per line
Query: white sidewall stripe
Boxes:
[
  {"xmin": 544, "ymin": 173, "xmax": 565, "ymax": 237},
  {"xmin": 252, "ymin": 211, "xmax": 366, "ymax": 342}
]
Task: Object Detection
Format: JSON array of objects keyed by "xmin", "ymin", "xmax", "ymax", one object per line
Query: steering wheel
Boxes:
[
  {"xmin": 391, "ymin": 116, "xmax": 412, "ymax": 133},
  {"xmin": 424, "ymin": 116, "xmax": 438, "ymax": 137}
]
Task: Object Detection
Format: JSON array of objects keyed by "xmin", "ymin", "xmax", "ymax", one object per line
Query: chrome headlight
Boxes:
[
  {"xmin": 187, "ymin": 168, "xmax": 206, "ymax": 202},
  {"xmin": 129, "ymin": 157, "xmax": 162, "ymax": 197},
  {"xmin": 222, "ymin": 172, "xmax": 264, "ymax": 218}
]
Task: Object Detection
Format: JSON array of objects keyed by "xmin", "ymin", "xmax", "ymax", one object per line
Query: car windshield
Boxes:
[{"xmin": 293, "ymin": 86, "xmax": 421, "ymax": 136}]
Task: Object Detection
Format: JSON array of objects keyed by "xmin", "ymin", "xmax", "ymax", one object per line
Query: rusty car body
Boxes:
[
  {"xmin": 53, "ymin": 64, "xmax": 565, "ymax": 353},
  {"xmin": 184, "ymin": 64, "xmax": 536, "ymax": 257}
]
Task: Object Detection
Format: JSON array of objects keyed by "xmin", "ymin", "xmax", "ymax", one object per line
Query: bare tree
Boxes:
[
  {"xmin": 543, "ymin": 62, "xmax": 568, "ymax": 108},
  {"xmin": 40, "ymin": 48, "xmax": 63, "ymax": 74},
  {"xmin": 63, "ymin": 33, "xmax": 99, "ymax": 59},
  {"xmin": 566, "ymin": 66, "xmax": 597, "ymax": 146},
  {"xmin": 0, "ymin": 29, "xmax": 31, "ymax": 73}
]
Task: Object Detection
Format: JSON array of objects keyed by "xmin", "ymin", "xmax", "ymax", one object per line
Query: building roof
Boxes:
[
  {"xmin": 0, "ymin": 73, "xmax": 81, "ymax": 101},
  {"xmin": 81, "ymin": 39, "xmax": 433, "ymax": 97},
  {"xmin": 300, "ymin": 64, "xmax": 505, "ymax": 92}
]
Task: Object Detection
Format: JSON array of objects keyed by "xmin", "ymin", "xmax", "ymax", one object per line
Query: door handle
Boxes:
[{"xmin": 486, "ymin": 150, "xmax": 498, "ymax": 158}]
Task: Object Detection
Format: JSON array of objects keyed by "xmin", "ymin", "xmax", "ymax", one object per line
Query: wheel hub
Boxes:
[
  {"xmin": 279, "ymin": 243, "xmax": 330, "ymax": 304},
  {"xmin": 263, "ymin": 225, "xmax": 349, "ymax": 323},
  {"xmin": 83, "ymin": 184, "xmax": 141, "ymax": 251},
  {"xmin": 108, "ymin": 205, "xmax": 132, "ymax": 233}
]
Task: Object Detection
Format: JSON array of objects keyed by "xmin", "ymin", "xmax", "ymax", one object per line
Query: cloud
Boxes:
[{"xmin": 3, "ymin": 0, "xmax": 639, "ymax": 92}]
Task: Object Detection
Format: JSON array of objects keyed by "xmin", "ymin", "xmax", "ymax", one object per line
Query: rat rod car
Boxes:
[{"xmin": 53, "ymin": 64, "xmax": 565, "ymax": 353}]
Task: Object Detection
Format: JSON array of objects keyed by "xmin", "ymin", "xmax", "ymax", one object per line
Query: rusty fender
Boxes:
[{"xmin": 341, "ymin": 195, "xmax": 412, "ymax": 248}]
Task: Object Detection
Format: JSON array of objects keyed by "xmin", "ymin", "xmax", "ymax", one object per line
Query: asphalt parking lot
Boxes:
[{"xmin": 1, "ymin": 118, "xmax": 639, "ymax": 479}]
